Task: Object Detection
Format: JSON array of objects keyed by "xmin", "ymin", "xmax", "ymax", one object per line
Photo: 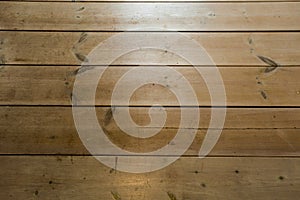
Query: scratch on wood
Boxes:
[
  {"xmin": 276, "ymin": 131, "xmax": 295, "ymax": 150},
  {"xmin": 78, "ymin": 32, "xmax": 88, "ymax": 44},
  {"xmin": 104, "ymin": 107, "xmax": 115, "ymax": 125},
  {"xmin": 257, "ymin": 55, "xmax": 279, "ymax": 73},
  {"xmin": 260, "ymin": 90, "xmax": 267, "ymax": 100},
  {"xmin": 70, "ymin": 92, "xmax": 78, "ymax": 105},
  {"xmin": 72, "ymin": 68, "xmax": 81, "ymax": 75},
  {"xmin": 72, "ymin": 33, "xmax": 88, "ymax": 63},
  {"xmin": 264, "ymin": 66, "xmax": 278, "ymax": 73},
  {"xmin": 75, "ymin": 53, "xmax": 89, "ymax": 62},
  {"xmin": 111, "ymin": 191, "xmax": 121, "ymax": 200},
  {"xmin": 114, "ymin": 156, "xmax": 118, "ymax": 172},
  {"xmin": 146, "ymin": 180, "xmax": 152, "ymax": 188},
  {"xmin": 167, "ymin": 192, "xmax": 177, "ymax": 200},
  {"xmin": 72, "ymin": 66, "xmax": 95, "ymax": 76}
]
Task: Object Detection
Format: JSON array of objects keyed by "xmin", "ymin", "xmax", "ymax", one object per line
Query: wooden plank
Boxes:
[
  {"xmin": 0, "ymin": 106, "xmax": 299, "ymax": 156},
  {"xmin": 0, "ymin": 66, "xmax": 299, "ymax": 106},
  {"xmin": 1, "ymin": 32, "xmax": 300, "ymax": 66},
  {"xmin": 0, "ymin": 156, "xmax": 299, "ymax": 199},
  {"xmin": 1, "ymin": 2, "xmax": 300, "ymax": 31},
  {"xmin": 4, "ymin": 0, "xmax": 299, "ymax": 2}
]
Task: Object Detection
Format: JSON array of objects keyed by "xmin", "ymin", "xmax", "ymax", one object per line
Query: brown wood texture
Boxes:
[
  {"xmin": 1, "ymin": 32, "xmax": 300, "ymax": 66},
  {"xmin": 0, "ymin": 107, "xmax": 299, "ymax": 156},
  {"xmin": 4, "ymin": 0, "xmax": 299, "ymax": 2},
  {"xmin": 0, "ymin": 0, "xmax": 299, "ymax": 199},
  {"xmin": 0, "ymin": 156, "xmax": 300, "ymax": 200},
  {"xmin": 1, "ymin": 2, "xmax": 300, "ymax": 31},
  {"xmin": 0, "ymin": 66, "xmax": 299, "ymax": 106}
]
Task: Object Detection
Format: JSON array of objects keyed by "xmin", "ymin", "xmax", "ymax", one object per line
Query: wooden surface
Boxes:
[
  {"xmin": 5, "ymin": 0, "xmax": 300, "ymax": 2},
  {"xmin": 0, "ymin": 66, "xmax": 299, "ymax": 106},
  {"xmin": 1, "ymin": 107, "xmax": 299, "ymax": 156},
  {"xmin": 1, "ymin": 0, "xmax": 299, "ymax": 199},
  {"xmin": 1, "ymin": 32, "xmax": 300, "ymax": 66},
  {"xmin": 1, "ymin": 2, "xmax": 300, "ymax": 31},
  {"xmin": 1, "ymin": 156, "xmax": 300, "ymax": 200}
]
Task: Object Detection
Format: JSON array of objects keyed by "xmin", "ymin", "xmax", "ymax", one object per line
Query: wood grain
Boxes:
[
  {"xmin": 1, "ymin": 66, "xmax": 299, "ymax": 106},
  {"xmin": 0, "ymin": 156, "xmax": 299, "ymax": 200},
  {"xmin": 0, "ymin": 0, "xmax": 299, "ymax": 198},
  {"xmin": 4, "ymin": 0, "xmax": 298, "ymax": 2},
  {"xmin": 1, "ymin": 106, "xmax": 299, "ymax": 156},
  {"xmin": 1, "ymin": 32, "xmax": 299, "ymax": 66},
  {"xmin": 1, "ymin": 2, "xmax": 300, "ymax": 31}
]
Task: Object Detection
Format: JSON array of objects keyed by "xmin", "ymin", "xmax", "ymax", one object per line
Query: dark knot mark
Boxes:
[
  {"xmin": 72, "ymin": 66, "xmax": 95, "ymax": 76},
  {"xmin": 167, "ymin": 192, "xmax": 177, "ymax": 200},
  {"xmin": 70, "ymin": 92, "xmax": 78, "ymax": 105},
  {"xmin": 111, "ymin": 191, "xmax": 121, "ymax": 200},
  {"xmin": 72, "ymin": 32, "xmax": 88, "ymax": 63},
  {"xmin": 78, "ymin": 32, "xmax": 88, "ymax": 44},
  {"xmin": 257, "ymin": 55, "xmax": 279, "ymax": 73},
  {"xmin": 104, "ymin": 107, "xmax": 115, "ymax": 126},
  {"xmin": 260, "ymin": 90, "xmax": 267, "ymax": 100},
  {"xmin": 76, "ymin": 6, "xmax": 85, "ymax": 12},
  {"xmin": 75, "ymin": 53, "xmax": 89, "ymax": 63}
]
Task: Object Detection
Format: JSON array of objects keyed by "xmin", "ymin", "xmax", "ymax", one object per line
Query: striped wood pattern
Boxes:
[{"xmin": 0, "ymin": 0, "xmax": 299, "ymax": 199}]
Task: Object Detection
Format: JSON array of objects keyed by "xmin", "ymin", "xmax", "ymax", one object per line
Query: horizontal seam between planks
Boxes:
[
  {"xmin": 1, "ymin": 64, "xmax": 300, "ymax": 67},
  {"xmin": 0, "ymin": 154, "xmax": 300, "ymax": 158},
  {"xmin": 1, "ymin": 105, "xmax": 300, "ymax": 108},
  {"xmin": 1, "ymin": 30, "xmax": 300, "ymax": 33},
  {"xmin": 1, "ymin": 1, "xmax": 300, "ymax": 3}
]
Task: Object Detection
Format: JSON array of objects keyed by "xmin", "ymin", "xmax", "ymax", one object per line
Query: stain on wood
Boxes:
[{"xmin": 167, "ymin": 191, "xmax": 177, "ymax": 200}]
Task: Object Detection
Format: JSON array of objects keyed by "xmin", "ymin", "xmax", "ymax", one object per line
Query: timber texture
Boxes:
[{"xmin": 0, "ymin": 0, "xmax": 299, "ymax": 199}]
